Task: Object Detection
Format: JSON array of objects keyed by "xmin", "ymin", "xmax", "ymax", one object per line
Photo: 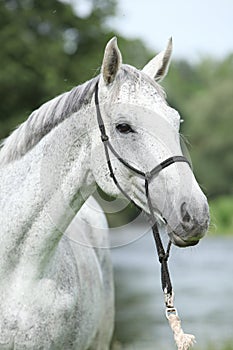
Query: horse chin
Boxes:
[{"xmin": 169, "ymin": 231, "xmax": 200, "ymax": 248}]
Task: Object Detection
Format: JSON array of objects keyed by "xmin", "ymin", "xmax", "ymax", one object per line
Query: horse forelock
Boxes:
[{"xmin": 0, "ymin": 65, "xmax": 165, "ymax": 166}]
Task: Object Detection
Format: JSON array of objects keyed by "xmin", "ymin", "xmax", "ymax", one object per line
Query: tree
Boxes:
[
  {"xmin": 0, "ymin": 0, "xmax": 151, "ymax": 140},
  {"xmin": 164, "ymin": 56, "xmax": 233, "ymax": 198}
]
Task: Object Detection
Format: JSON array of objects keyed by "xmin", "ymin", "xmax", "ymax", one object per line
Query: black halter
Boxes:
[{"xmin": 94, "ymin": 82, "xmax": 190, "ymax": 305}]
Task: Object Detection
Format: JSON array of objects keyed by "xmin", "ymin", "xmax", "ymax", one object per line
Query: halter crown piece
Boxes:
[{"xmin": 94, "ymin": 83, "xmax": 196, "ymax": 350}]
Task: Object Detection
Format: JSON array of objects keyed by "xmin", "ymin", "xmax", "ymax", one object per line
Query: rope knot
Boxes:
[{"xmin": 158, "ymin": 252, "xmax": 169, "ymax": 263}]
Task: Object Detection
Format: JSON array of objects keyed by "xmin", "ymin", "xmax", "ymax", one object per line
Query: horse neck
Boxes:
[{"xmin": 0, "ymin": 104, "xmax": 96, "ymax": 279}]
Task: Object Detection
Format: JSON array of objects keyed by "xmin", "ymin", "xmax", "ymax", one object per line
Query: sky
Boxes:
[
  {"xmin": 73, "ymin": 0, "xmax": 233, "ymax": 62},
  {"xmin": 111, "ymin": 0, "xmax": 233, "ymax": 62}
]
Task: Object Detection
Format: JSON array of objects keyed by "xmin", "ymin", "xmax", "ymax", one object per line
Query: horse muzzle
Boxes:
[
  {"xmin": 169, "ymin": 231, "xmax": 201, "ymax": 248},
  {"xmin": 168, "ymin": 201, "xmax": 210, "ymax": 248}
]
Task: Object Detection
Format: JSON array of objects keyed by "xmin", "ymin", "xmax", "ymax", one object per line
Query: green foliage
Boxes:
[
  {"xmin": 164, "ymin": 56, "xmax": 233, "ymax": 199},
  {"xmin": 0, "ymin": 0, "xmax": 151, "ymax": 141},
  {"xmin": 209, "ymin": 196, "xmax": 233, "ymax": 235}
]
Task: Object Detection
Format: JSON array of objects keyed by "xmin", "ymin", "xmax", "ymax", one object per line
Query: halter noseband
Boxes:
[{"xmin": 94, "ymin": 82, "xmax": 190, "ymax": 310}]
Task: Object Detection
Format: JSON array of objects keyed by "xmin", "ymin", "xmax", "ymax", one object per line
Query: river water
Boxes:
[{"xmin": 110, "ymin": 223, "xmax": 233, "ymax": 350}]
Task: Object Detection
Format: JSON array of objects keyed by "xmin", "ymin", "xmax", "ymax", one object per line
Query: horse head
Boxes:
[{"xmin": 90, "ymin": 37, "xmax": 209, "ymax": 247}]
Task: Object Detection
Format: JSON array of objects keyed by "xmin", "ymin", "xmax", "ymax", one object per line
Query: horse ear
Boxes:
[
  {"xmin": 142, "ymin": 38, "xmax": 173, "ymax": 82},
  {"xmin": 101, "ymin": 37, "xmax": 122, "ymax": 85}
]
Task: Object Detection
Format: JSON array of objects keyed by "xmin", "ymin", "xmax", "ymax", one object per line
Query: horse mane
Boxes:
[{"xmin": 0, "ymin": 65, "xmax": 165, "ymax": 166}]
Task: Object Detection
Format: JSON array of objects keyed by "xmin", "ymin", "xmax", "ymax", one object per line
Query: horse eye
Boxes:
[{"xmin": 116, "ymin": 123, "xmax": 134, "ymax": 134}]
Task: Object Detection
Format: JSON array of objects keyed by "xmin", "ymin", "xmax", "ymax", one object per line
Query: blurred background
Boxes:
[{"xmin": 0, "ymin": 0, "xmax": 232, "ymax": 349}]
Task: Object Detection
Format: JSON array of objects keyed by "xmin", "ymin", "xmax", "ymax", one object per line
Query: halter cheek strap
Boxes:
[{"xmin": 94, "ymin": 82, "xmax": 195, "ymax": 349}]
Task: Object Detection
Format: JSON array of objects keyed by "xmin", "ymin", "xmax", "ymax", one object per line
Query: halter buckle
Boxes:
[{"xmin": 101, "ymin": 134, "xmax": 109, "ymax": 142}]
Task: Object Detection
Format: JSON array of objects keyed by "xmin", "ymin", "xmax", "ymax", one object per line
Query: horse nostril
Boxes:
[{"xmin": 181, "ymin": 202, "xmax": 191, "ymax": 223}]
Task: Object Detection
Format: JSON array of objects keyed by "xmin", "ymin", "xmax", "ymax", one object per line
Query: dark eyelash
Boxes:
[{"xmin": 116, "ymin": 123, "xmax": 135, "ymax": 134}]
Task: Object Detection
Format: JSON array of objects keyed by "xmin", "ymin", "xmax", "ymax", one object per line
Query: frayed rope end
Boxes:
[
  {"xmin": 167, "ymin": 313, "xmax": 196, "ymax": 350},
  {"xmin": 164, "ymin": 291, "xmax": 196, "ymax": 350}
]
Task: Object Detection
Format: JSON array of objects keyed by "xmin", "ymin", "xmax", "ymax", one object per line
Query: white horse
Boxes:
[{"xmin": 0, "ymin": 37, "xmax": 209, "ymax": 349}]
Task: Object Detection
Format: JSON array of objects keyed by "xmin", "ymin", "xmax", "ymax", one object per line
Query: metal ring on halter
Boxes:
[{"xmin": 166, "ymin": 307, "xmax": 178, "ymax": 319}]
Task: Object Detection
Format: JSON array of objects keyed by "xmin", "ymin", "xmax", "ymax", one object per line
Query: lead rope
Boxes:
[
  {"xmin": 94, "ymin": 83, "xmax": 195, "ymax": 349},
  {"xmin": 146, "ymin": 177, "xmax": 196, "ymax": 350}
]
